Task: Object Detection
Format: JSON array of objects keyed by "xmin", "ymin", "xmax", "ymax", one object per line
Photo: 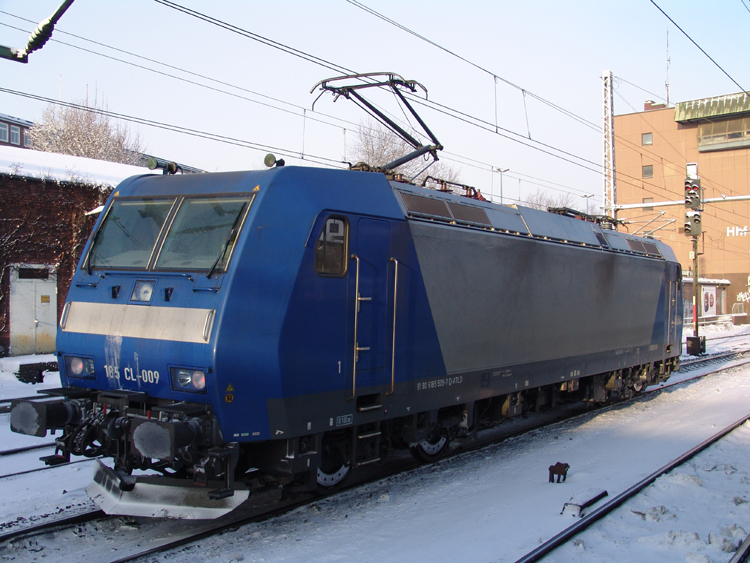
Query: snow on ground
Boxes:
[
  {"xmin": 0, "ymin": 354, "xmax": 61, "ymax": 401},
  {"xmin": 547, "ymin": 421, "xmax": 750, "ymax": 563},
  {"xmin": 135, "ymin": 363, "xmax": 750, "ymax": 563},
  {"xmin": 0, "ymin": 355, "xmax": 99, "ymax": 528},
  {"xmin": 0, "ymin": 145, "xmax": 150, "ymax": 190},
  {"xmin": 2, "ymin": 325, "xmax": 750, "ymax": 562}
]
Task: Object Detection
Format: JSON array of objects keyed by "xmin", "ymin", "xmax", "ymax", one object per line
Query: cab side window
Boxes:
[{"xmin": 316, "ymin": 217, "xmax": 348, "ymax": 276}]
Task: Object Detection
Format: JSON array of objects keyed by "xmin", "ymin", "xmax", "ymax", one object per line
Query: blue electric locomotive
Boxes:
[{"xmin": 10, "ymin": 164, "xmax": 682, "ymax": 518}]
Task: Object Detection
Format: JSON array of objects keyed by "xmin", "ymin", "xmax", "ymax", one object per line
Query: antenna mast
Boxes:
[
  {"xmin": 666, "ymin": 30, "xmax": 670, "ymax": 106},
  {"xmin": 602, "ymin": 70, "xmax": 617, "ymax": 224}
]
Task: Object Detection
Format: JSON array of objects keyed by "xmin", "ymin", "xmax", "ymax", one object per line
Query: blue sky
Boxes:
[{"xmin": 1, "ymin": 0, "xmax": 748, "ymax": 211}]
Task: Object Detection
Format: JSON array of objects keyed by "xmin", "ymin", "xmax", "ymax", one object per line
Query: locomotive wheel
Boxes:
[
  {"xmin": 316, "ymin": 462, "xmax": 351, "ymax": 493},
  {"xmin": 409, "ymin": 433, "xmax": 450, "ymax": 463},
  {"xmin": 316, "ymin": 434, "xmax": 351, "ymax": 493},
  {"xmin": 632, "ymin": 379, "xmax": 646, "ymax": 394}
]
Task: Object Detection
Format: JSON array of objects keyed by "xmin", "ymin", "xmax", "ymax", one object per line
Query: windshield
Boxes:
[
  {"xmin": 89, "ymin": 198, "xmax": 175, "ymax": 269},
  {"xmin": 154, "ymin": 195, "xmax": 253, "ymax": 271}
]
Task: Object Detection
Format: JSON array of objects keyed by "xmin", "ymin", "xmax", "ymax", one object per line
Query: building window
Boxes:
[
  {"xmin": 0, "ymin": 123, "xmax": 7, "ymax": 143},
  {"xmin": 642, "ymin": 197, "xmax": 654, "ymax": 211},
  {"xmin": 23, "ymin": 130, "xmax": 31, "ymax": 147},
  {"xmin": 698, "ymin": 117, "xmax": 750, "ymax": 152},
  {"xmin": 10, "ymin": 125, "xmax": 20, "ymax": 145},
  {"xmin": 642, "ymin": 165, "xmax": 653, "ymax": 179},
  {"xmin": 642, "ymin": 132, "xmax": 653, "ymax": 145}
]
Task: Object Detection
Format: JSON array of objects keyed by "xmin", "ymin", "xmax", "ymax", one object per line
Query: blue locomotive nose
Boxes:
[
  {"xmin": 58, "ymin": 288, "xmax": 217, "ymax": 402},
  {"xmin": 56, "ymin": 187, "xmax": 256, "ymax": 402}
]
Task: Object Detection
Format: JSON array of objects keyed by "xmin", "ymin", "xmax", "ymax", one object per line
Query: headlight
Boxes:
[
  {"xmin": 131, "ymin": 280, "xmax": 155, "ymax": 303},
  {"xmin": 170, "ymin": 368, "xmax": 207, "ymax": 393},
  {"xmin": 65, "ymin": 356, "xmax": 96, "ymax": 379}
]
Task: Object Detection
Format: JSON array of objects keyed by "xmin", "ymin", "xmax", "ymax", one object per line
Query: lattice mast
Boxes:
[{"xmin": 602, "ymin": 70, "xmax": 617, "ymax": 225}]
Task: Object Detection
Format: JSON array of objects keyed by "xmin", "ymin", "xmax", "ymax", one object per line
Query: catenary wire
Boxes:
[
  {"xmin": 0, "ymin": 25, "xmax": 600, "ymax": 203},
  {"xmin": 3, "ymin": 4, "xmax": 712, "ymax": 208},
  {"xmin": 0, "ymin": 9, "xmax": 609, "ymax": 181},
  {"xmin": 650, "ymin": 0, "xmax": 749, "ymax": 94},
  {"xmin": 152, "ymin": 0, "xmax": 727, "ymax": 200},
  {"xmin": 0, "ymin": 87, "xmax": 346, "ymax": 168},
  {"xmin": 147, "ymin": 2, "xmax": 609, "ymax": 171},
  {"xmin": 344, "ymin": 0, "xmax": 602, "ymax": 133},
  {"xmin": 342, "ymin": 0, "xmax": 750, "ymax": 207},
  {"xmin": 613, "ymin": 75, "xmax": 668, "ymax": 105}
]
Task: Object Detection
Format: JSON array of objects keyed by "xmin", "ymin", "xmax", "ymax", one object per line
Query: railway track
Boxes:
[
  {"xmin": 0, "ymin": 442, "xmax": 55, "ymax": 457},
  {"xmin": 0, "ymin": 395, "xmax": 43, "ymax": 415},
  {"xmin": 514, "ymin": 410, "xmax": 750, "ymax": 563},
  {"xmin": 0, "ymin": 510, "xmax": 105, "ymax": 546},
  {"xmin": 115, "ymin": 351, "xmax": 750, "ymax": 563},
  {"xmin": 3, "ymin": 345, "xmax": 750, "ymax": 562},
  {"xmin": 0, "ymin": 457, "xmax": 95, "ymax": 480}
]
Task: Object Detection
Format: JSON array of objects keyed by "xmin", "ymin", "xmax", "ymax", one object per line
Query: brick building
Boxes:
[
  {"xmin": 0, "ymin": 113, "xmax": 33, "ymax": 149},
  {"xmin": 0, "ymin": 145, "xmax": 147, "ymax": 356},
  {"xmin": 614, "ymin": 92, "xmax": 750, "ymax": 321}
]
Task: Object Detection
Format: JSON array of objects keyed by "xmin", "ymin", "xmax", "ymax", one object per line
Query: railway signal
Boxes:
[
  {"xmin": 683, "ymin": 177, "xmax": 702, "ymax": 238},
  {"xmin": 684, "ymin": 178, "xmax": 701, "ymax": 209},
  {"xmin": 684, "ymin": 211, "xmax": 701, "ymax": 236},
  {"xmin": 683, "ymin": 175, "xmax": 704, "ymax": 355}
]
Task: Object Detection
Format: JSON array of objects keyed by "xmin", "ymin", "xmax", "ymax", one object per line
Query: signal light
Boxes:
[
  {"xmin": 684, "ymin": 211, "xmax": 701, "ymax": 236},
  {"xmin": 685, "ymin": 178, "xmax": 701, "ymax": 210}
]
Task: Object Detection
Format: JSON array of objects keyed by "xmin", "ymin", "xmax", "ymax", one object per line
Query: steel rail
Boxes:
[
  {"xmin": 104, "ymin": 354, "xmax": 750, "ymax": 562},
  {"xmin": 729, "ymin": 533, "xmax": 750, "ymax": 563},
  {"xmin": 513, "ymin": 411, "xmax": 750, "ymax": 563},
  {"xmin": 679, "ymin": 350, "xmax": 750, "ymax": 369},
  {"xmin": 680, "ymin": 350, "xmax": 737, "ymax": 368},
  {"xmin": 105, "ymin": 500, "xmax": 312, "ymax": 563},
  {"xmin": 0, "ymin": 394, "xmax": 50, "ymax": 414},
  {"xmin": 0, "ymin": 509, "xmax": 104, "ymax": 544},
  {"xmin": 0, "ymin": 442, "xmax": 55, "ymax": 457},
  {"xmin": 650, "ymin": 358, "xmax": 750, "ymax": 394},
  {"xmin": 0, "ymin": 457, "xmax": 95, "ymax": 480}
]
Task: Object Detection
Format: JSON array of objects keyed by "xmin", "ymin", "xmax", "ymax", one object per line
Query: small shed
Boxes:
[
  {"xmin": 682, "ymin": 276, "xmax": 733, "ymax": 324},
  {"xmin": 0, "ymin": 145, "xmax": 149, "ymax": 356}
]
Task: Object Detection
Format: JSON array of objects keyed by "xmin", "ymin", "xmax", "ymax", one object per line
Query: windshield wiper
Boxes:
[
  {"xmin": 206, "ymin": 205, "xmax": 246, "ymax": 279},
  {"xmin": 85, "ymin": 226, "xmax": 105, "ymax": 275}
]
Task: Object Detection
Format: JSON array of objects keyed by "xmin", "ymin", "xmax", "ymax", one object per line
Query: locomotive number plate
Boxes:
[
  {"xmin": 336, "ymin": 415, "xmax": 353, "ymax": 427},
  {"xmin": 105, "ymin": 364, "xmax": 160, "ymax": 385}
]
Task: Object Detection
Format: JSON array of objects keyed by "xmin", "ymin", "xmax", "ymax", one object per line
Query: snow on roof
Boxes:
[
  {"xmin": 0, "ymin": 113, "xmax": 34, "ymax": 127},
  {"xmin": 0, "ymin": 145, "xmax": 152, "ymax": 190},
  {"xmin": 682, "ymin": 277, "xmax": 732, "ymax": 285}
]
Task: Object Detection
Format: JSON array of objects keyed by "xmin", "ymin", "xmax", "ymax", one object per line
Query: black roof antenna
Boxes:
[{"xmin": 311, "ymin": 72, "xmax": 443, "ymax": 172}]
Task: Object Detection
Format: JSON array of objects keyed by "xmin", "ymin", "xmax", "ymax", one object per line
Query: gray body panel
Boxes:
[{"xmin": 409, "ymin": 221, "xmax": 666, "ymax": 375}]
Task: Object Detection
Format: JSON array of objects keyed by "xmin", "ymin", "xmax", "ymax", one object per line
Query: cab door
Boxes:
[{"xmin": 349, "ymin": 217, "xmax": 391, "ymax": 398}]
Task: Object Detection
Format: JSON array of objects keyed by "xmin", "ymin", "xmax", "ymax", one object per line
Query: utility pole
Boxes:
[
  {"xmin": 495, "ymin": 167, "xmax": 509, "ymax": 205},
  {"xmin": 684, "ymin": 175, "xmax": 705, "ymax": 355},
  {"xmin": 581, "ymin": 194, "xmax": 594, "ymax": 214}
]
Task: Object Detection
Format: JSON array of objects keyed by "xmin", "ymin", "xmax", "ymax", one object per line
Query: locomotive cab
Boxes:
[{"xmin": 11, "ymin": 175, "xmax": 264, "ymax": 517}]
